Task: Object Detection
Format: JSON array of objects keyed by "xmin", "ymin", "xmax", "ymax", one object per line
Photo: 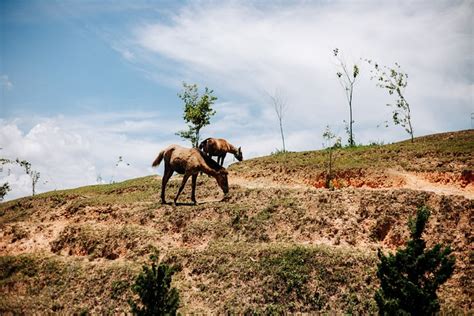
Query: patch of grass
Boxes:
[
  {"xmin": 111, "ymin": 279, "xmax": 130, "ymax": 300},
  {"xmin": 50, "ymin": 224, "xmax": 155, "ymax": 259},
  {"xmin": 260, "ymin": 246, "xmax": 315, "ymax": 310},
  {"xmin": 169, "ymin": 242, "xmax": 378, "ymax": 314},
  {"xmin": 0, "ymin": 255, "xmax": 37, "ymax": 280},
  {"xmin": 0, "ymin": 254, "xmax": 140, "ymax": 314},
  {"xmin": 230, "ymin": 130, "xmax": 474, "ymax": 175}
]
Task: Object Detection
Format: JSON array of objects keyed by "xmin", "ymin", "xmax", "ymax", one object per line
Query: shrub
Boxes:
[
  {"xmin": 129, "ymin": 255, "xmax": 180, "ymax": 315},
  {"xmin": 375, "ymin": 206, "xmax": 455, "ymax": 315}
]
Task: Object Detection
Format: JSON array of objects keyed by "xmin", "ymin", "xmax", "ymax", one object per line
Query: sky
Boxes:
[{"xmin": 1, "ymin": 0, "xmax": 473, "ymax": 200}]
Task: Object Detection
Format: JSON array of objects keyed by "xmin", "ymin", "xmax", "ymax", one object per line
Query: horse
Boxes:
[
  {"xmin": 199, "ymin": 138, "xmax": 243, "ymax": 166},
  {"xmin": 151, "ymin": 144, "xmax": 229, "ymax": 205}
]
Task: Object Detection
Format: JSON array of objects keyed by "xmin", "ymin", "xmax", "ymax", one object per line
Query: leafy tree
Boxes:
[
  {"xmin": 0, "ymin": 157, "xmax": 11, "ymax": 201},
  {"xmin": 0, "ymin": 157, "xmax": 40, "ymax": 197},
  {"xmin": 15, "ymin": 158, "xmax": 40, "ymax": 196},
  {"xmin": 367, "ymin": 60, "xmax": 414, "ymax": 142},
  {"xmin": 333, "ymin": 48, "xmax": 359, "ymax": 147},
  {"xmin": 0, "ymin": 182, "xmax": 10, "ymax": 201},
  {"xmin": 375, "ymin": 206, "xmax": 455, "ymax": 315},
  {"xmin": 322, "ymin": 125, "xmax": 341, "ymax": 189},
  {"xmin": 129, "ymin": 254, "xmax": 180, "ymax": 315},
  {"xmin": 176, "ymin": 82, "xmax": 217, "ymax": 148}
]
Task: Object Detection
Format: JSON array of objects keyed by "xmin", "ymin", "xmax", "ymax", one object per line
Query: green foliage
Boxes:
[
  {"xmin": 375, "ymin": 206, "xmax": 455, "ymax": 315},
  {"xmin": 0, "ymin": 182, "xmax": 11, "ymax": 201},
  {"xmin": 367, "ymin": 60, "xmax": 414, "ymax": 142},
  {"xmin": 0, "ymin": 157, "xmax": 40, "ymax": 197},
  {"xmin": 260, "ymin": 247, "xmax": 321, "ymax": 310},
  {"xmin": 333, "ymin": 48, "xmax": 359, "ymax": 147},
  {"xmin": 111, "ymin": 280, "xmax": 130, "ymax": 299},
  {"xmin": 322, "ymin": 125, "xmax": 341, "ymax": 189},
  {"xmin": 129, "ymin": 254, "xmax": 180, "ymax": 316},
  {"xmin": 270, "ymin": 148, "xmax": 288, "ymax": 155},
  {"xmin": 176, "ymin": 82, "xmax": 217, "ymax": 148}
]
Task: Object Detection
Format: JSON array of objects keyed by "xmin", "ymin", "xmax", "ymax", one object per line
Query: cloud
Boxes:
[
  {"xmin": 1, "ymin": 75, "xmax": 13, "ymax": 90},
  {"xmin": 0, "ymin": 112, "xmax": 184, "ymax": 201},
  {"xmin": 118, "ymin": 1, "xmax": 472, "ymax": 142}
]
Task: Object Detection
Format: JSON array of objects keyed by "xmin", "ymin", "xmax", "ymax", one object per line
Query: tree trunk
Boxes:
[
  {"xmin": 195, "ymin": 129, "xmax": 200, "ymax": 148},
  {"xmin": 349, "ymin": 84, "xmax": 354, "ymax": 147},
  {"xmin": 279, "ymin": 118, "xmax": 286, "ymax": 152},
  {"xmin": 407, "ymin": 106, "xmax": 414, "ymax": 143}
]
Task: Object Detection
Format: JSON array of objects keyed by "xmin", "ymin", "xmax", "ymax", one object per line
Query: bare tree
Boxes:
[
  {"xmin": 268, "ymin": 89, "xmax": 287, "ymax": 152},
  {"xmin": 333, "ymin": 48, "xmax": 359, "ymax": 147}
]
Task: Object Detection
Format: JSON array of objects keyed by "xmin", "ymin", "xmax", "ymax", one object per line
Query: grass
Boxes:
[
  {"xmin": 0, "ymin": 243, "xmax": 378, "ymax": 314},
  {"xmin": 50, "ymin": 223, "xmax": 155, "ymax": 260},
  {"xmin": 230, "ymin": 130, "xmax": 474, "ymax": 175},
  {"xmin": 168, "ymin": 242, "xmax": 378, "ymax": 314},
  {"xmin": 0, "ymin": 253, "xmax": 140, "ymax": 314}
]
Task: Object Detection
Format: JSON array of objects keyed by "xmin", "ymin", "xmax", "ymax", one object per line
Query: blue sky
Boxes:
[
  {"xmin": 1, "ymin": 0, "xmax": 473, "ymax": 200},
  {"xmin": 0, "ymin": 0, "xmax": 178, "ymax": 119}
]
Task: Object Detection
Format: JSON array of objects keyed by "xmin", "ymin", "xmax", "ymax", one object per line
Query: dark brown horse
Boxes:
[
  {"xmin": 199, "ymin": 138, "xmax": 243, "ymax": 166},
  {"xmin": 152, "ymin": 144, "xmax": 229, "ymax": 205}
]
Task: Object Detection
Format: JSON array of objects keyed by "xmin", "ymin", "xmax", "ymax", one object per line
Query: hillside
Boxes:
[{"xmin": 1, "ymin": 130, "xmax": 473, "ymax": 314}]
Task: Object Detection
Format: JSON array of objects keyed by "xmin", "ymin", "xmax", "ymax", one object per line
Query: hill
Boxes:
[{"xmin": 1, "ymin": 130, "xmax": 473, "ymax": 314}]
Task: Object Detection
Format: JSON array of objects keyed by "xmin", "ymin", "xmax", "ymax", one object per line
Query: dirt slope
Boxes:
[{"xmin": 0, "ymin": 130, "xmax": 473, "ymax": 314}]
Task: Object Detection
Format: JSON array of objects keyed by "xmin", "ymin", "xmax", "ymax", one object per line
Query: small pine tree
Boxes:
[
  {"xmin": 129, "ymin": 255, "xmax": 180, "ymax": 316},
  {"xmin": 375, "ymin": 206, "xmax": 455, "ymax": 315}
]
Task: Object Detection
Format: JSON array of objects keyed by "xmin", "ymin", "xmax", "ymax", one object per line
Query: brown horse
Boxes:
[
  {"xmin": 152, "ymin": 144, "xmax": 229, "ymax": 205},
  {"xmin": 199, "ymin": 138, "xmax": 243, "ymax": 166}
]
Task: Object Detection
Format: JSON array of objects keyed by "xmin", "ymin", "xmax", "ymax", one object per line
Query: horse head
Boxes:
[
  {"xmin": 235, "ymin": 147, "xmax": 243, "ymax": 162},
  {"xmin": 216, "ymin": 169, "xmax": 229, "ymax": 194}
]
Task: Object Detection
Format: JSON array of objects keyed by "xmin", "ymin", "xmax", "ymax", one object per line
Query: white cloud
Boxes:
[
  {"xmin": 0, "ymin": 112, "xmax": 183, "ymax": 201},
  {"xmin": 117, "ymin": 1, "xmax": 472, "ymax": 143}
]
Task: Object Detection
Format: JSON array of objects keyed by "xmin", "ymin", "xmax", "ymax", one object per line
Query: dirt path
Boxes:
[
  {"xmin": 388, "ymin": 169, "xmax": 474, "ymax": 199},
  {"xmin": 231, "ymin": 170, "xmax": 474, "ymax": 199},
  {"xmin": 230, "ymin": 174, "xmax": 312, "ymax": 191}
]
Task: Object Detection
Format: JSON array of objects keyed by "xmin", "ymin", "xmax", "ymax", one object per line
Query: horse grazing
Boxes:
[
  {"xmin": 199, "ymin": 138, "xmax": 243, "ymax": 166},
  {"xmin": 152, "ymin": 144, "xmax": 229, "ymax": 205}
]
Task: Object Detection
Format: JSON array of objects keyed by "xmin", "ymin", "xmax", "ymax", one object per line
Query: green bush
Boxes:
[
  {"xmin": 375, "ymin": 206, "xmax": 455, "ymax": 315},
  {"xmin": 129, "ymin": 255, "xmax": 180, "ymax": 315}
]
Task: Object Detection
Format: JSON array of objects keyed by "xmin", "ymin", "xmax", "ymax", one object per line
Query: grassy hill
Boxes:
[{"xmin": 1, "ymin": 130, "xmax": 473, "ymax": 314}]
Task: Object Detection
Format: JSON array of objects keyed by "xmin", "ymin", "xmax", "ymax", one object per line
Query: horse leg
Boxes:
[
  {"xmin": 191, "ymin": 174, "xmax": 198, "ymax": 204},
  {"xmin": 161, "ymin": 165, "xmax": 173, "ymax": 204},
  {"xmin": 220, "ymin": 153, "xmax": 226, "ymax": 166},
  {"xmin": 174, "ymin": 174, "xmax": 190, "ymax": 205}
]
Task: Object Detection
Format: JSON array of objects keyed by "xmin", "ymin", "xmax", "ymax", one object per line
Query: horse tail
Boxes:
[{"xmin": 151, "ymin": 150, "xmax": 165, "ymax": 167}]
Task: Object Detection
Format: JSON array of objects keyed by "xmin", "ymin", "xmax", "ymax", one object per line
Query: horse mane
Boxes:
[
  {"xmin": 198, "ymin": 149, "xmax": 223, "ymax": 171},
  {"xmin": 198, "ymin": 138, "xmax": 211, "ymax": 150}
]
